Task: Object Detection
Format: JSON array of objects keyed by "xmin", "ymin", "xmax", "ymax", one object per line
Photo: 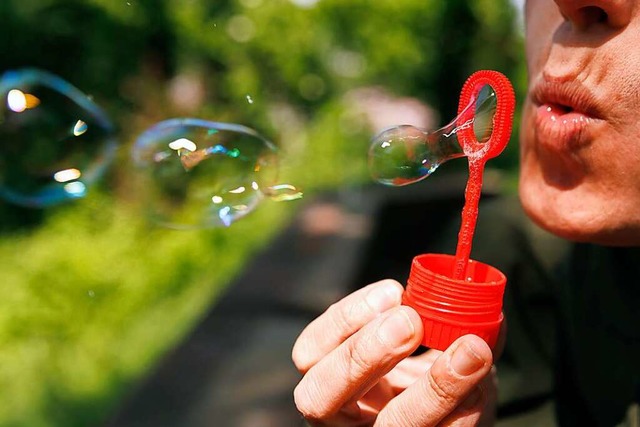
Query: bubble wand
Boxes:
[
  {"xmin": 452, "ymin": 70, "xmax": 515, "ymax": 280},
  {"xmin": 369, "ymin": 70, "xmax": 515, "ymax": 350}
]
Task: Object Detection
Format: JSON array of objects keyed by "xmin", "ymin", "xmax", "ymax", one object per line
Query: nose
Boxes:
[{"xmin": 553, "ymin": 0, "xmax": 633, "ymax": 29}]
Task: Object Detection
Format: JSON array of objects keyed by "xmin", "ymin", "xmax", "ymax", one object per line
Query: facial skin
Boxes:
[{"xmin": 520, "ymin": 0, "xmax": 640, "ymax": 245}]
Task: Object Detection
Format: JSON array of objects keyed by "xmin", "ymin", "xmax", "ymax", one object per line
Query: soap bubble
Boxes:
[
  {"xmin": 369, "ymin": 84, "xmax": 497, "ymax": 186},
  {"xmin": 0, "ymin": 69, "xmax": 117, "ymax": 207},
  {"xmin": 0, "ymin": 69, "xmax": 302, "ymax": 228},
  {"xmin": 472, "ymin": 84, "xmax": 497, "ymax": 144},
  {"xmin": 132, "ymin": 118, "xmax": 301, "ymax": 229}
]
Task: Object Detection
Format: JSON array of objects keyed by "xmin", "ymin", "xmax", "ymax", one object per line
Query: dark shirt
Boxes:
[
  {"xmin": 555, "ymin": 244, "xmax": 640, "ymax": 426},
  {"xmin": 471, "ymin": 197, "xmax": 640, "ymax": 426}
]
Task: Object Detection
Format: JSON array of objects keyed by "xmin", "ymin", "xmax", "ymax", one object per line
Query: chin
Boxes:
[{"xmin": 519, "ymin": 174, "xmax": 640, "ymax": 247}]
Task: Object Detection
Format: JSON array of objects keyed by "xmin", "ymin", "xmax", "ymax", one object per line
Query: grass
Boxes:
[{"xmin": 0, "ymin": 193, "xmax": 297, "ymax": 426}]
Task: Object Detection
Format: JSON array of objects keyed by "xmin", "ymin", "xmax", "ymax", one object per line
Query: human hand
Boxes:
[{"xmin": 292, "ymin": 279, "xmax": 497, "ymax": 426}]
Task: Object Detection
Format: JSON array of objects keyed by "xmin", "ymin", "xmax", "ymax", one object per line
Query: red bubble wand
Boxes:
[
  {"xmin": 453, "ymin": 70, "xmax": 516, "ymax": 279},
  {"xmin": 402, "ymin": 70, "xmax": 515, "ymax": 350}
]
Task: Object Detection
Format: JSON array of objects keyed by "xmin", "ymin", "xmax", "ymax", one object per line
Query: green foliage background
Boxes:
[{"xmin": 0, "ymin": 1, "xmax": 524, "ymax": 425}]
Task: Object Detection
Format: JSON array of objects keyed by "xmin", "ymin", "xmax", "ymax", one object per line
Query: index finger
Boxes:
[{"xmin": 292, "ymin": 279, "xmax": 403, "ymax": 374}]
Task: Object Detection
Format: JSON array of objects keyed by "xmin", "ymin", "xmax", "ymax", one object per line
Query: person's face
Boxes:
[{"xmin": 520, "ymin": 0, "xmax": 640, "ymax": 245}]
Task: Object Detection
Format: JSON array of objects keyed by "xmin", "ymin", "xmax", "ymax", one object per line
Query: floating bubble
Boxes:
[
  {"xmin": 368, "ymin": 84, "xmax": 498, "ymax": 186},
  {"xmin": 0, "ymin": 69, "xmax": 117, "ymax": 207},
  {"xmin": 132, "ymin": 118, "xmax": 301, "ymax": 229}
]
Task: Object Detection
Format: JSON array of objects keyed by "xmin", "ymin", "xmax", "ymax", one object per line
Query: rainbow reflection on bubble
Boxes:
[
  {"xmin": 368, "ymin": 84, "xmax": 497, "ymax": 186},
  {"xmin": 132, "ymin": 118, "xmax": 302, "ymax": 229},
  {"xmin": 0, "ymin": 69, "xmax": 117, "ymax": 207}
]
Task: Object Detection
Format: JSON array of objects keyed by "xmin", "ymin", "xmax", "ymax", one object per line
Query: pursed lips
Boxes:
[{"xmin": 529, "ymin": 76, "xmax": 606, "ymax": 152}]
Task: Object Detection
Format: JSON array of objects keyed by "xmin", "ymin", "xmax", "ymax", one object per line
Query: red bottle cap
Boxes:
[{"xmin": 402, "ymin": 253, "xmax": 506, "ymax": 351}]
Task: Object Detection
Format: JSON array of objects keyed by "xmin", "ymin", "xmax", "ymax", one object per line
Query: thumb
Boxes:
[{"xmin": 375, "ymin": 335, "xmax": 493, "ymax": 426}]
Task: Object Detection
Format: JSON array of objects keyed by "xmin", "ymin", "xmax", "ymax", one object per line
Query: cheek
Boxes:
[{"xmin": 518, "ymin": 128, "xmax": 640, "ymax": 244}]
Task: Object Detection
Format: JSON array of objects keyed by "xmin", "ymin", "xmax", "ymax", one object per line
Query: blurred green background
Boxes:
[{"xmin": 0, "ymin": 1, "xmax": 524, "ymax": 426}]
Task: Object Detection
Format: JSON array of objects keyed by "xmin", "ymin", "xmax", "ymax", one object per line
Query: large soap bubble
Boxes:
[
  {"xmin": 0, "ymin": 69, "xmax": 117, "ymax": 207},
  {"xmin": 132, "ymin": 118, "xmax": 301, "ymax": 229}
]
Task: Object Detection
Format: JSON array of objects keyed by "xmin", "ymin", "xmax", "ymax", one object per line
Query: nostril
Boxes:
[
  {"xmin": 579, "ymin": 6, "xmax": 608, "ymax": 26},
  {"xmin": 557, "ymin": 2, "xmax": 631, "ymax": 30}
]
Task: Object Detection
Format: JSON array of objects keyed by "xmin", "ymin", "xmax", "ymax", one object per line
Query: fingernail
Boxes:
[
  {"xmin": 461, "ymin": 387, "xmax": 483, "ymax": 409},
  {"xmin": 451, "ymin": 342, "xmax": 486, "ymax": 376},
  {"xmin": 366, "ymin": 283, "xmax": 400, "ymax": 313},
  {"xmin": 378, "ymin": 309, "xmax": 414, "ymax": 347}
]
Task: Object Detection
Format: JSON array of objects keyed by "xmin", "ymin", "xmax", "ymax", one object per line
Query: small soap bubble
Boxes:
[
  {"xmin": 369, "ymin": 125, "xmax": 445, "ymax": 186},
  {"xmin": 0, "ymin": 69, "xmax": 117, "ymax": 207},
  {"xmin": 132, "ymin": 119, "xmax": 301, "ymax": 229},
  {"xmin": 368, "ymin": 84, "xmax": 497, "ymax": 187}
]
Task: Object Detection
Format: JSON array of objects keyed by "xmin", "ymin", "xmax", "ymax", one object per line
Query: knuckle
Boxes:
[
  {"xmin": 425, "ymin": 367, "xmax": 459, "ymax": 406},
  {"xmin": 328, "ymin": 299, "xmax": 375, "ymax": 341},
  {"xmin": 346, "ymin": 334, "xmax": 375, "ymax": 377},
  {"xmin": 327, "ymin": 301, "xmax": 357, "ymax": 334}
]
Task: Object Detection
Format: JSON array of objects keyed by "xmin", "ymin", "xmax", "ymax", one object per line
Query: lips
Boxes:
[{"xmin": 531, "ymin": 79, "xmax": 605, "ymax": 151}]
